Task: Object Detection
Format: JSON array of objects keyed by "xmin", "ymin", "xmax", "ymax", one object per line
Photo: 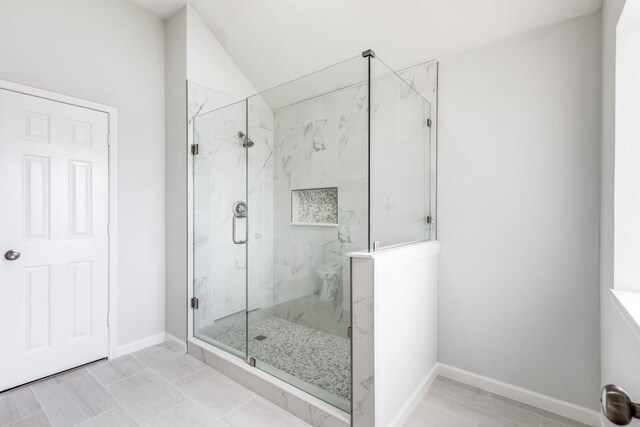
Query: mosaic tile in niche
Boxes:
[{"xmin": 292, "ymin": 187, "xmax": 338, "ymax": 224}]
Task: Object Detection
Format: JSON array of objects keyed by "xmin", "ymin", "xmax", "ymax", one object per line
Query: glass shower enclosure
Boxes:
[{"xmin": 191, "ymin": 51, "xmax": 434, "ymax": 413}]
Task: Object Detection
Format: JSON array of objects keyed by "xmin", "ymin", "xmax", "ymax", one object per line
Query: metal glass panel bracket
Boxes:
[{"xmin": 362, "ymin": 49, "xmax": 376, "ymax": 58}]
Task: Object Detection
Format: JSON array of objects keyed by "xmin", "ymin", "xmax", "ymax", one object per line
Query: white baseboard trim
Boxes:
[
  {"xmin": 113, "ymin": 332, "xmax": 165, "ymax": 358},
  {"xmin": 437, "ymin": 364, "xmax": 600, "ymax": 426},
  {"xmin": 164, "ymin": 332, "xmax": 187, "ymax": 353},
  {"xmin": 389, "ymin": 363, "xmax": 440, "ymax": 427}
]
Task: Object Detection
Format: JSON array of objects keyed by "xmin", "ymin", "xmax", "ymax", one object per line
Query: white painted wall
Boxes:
[
  {"xmin": 0, "ymin": 0, "xmax": 166, "ymax": 349},
  {"xmin": 437, "ymin": 13, "xmax": 602, "ymax": 409},
  {"xmin": 186, "ymin": 6, "xmax": 257, "ymax": 103},
  {"xmin": 164, "ymin": 7, "xmax": 188, "ymax": 341}
]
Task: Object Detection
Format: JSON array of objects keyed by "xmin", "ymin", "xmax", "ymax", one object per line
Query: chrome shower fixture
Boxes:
[{"xmin": 237, "ymin": 131, "xmax": 254, "ymax": 147}]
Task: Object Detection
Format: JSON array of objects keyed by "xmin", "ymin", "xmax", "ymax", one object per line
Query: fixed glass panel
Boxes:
[
  {"xmin": 370, "ymin": 56, "xmax": 432, "ymax": 248},
  {"xmin": 245, "ymin": 55, "xmax": 368, "ymax": 412},
  {"xmin": 192, "ymin": 100, "xmax": 248, "ymax": 359}
]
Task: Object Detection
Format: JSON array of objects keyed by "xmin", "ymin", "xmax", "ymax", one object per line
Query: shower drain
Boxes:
[{"xmin": 253, "ymin": 335, "xmax": 267, "ymax": 341}]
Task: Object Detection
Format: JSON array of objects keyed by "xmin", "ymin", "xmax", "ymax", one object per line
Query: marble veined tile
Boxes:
[
  {"xmin": 222, "ymin": 399, "xmax": 309, "ymax": 427},
  {"xmin": 34, "ymin": 374, "xmax": 117, "ymax": 427}
]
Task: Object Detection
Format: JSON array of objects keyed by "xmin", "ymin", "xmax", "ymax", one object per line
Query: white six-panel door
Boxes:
[{"xmin": 0, "ymin": 88, "xmax": 109, "ymax": 391}]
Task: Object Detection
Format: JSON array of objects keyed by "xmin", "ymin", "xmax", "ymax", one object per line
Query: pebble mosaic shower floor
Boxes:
[{"xmin": 214, "ymin": 316, "xmax": 351, "ymax": 401}]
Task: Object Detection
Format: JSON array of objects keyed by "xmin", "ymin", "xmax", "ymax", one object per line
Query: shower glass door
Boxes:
[
  {"xmin": 191, "ymin": 53, "xmax": 434, "ymax": 414},
  {"xmin": 192, "ymin": 100, "xmax": 249, "ymax": 359},
  {"xmin": 245, "ymin": 56, "xmax": 369, "ymax": 413}
]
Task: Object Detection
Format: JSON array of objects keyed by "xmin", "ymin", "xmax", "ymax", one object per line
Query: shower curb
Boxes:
[{"xmin": 187, "ymin": 340, "xmax": 350, "ymax": 427}]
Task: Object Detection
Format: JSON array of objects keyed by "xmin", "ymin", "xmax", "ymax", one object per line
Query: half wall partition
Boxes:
[{"xmin": 190, "ymin": 51, "xmax": 435, "ymax": 413}]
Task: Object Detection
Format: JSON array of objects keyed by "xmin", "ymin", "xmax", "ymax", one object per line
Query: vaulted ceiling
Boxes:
[{"xmin": 129, "ymin": 0, "xmax": 602, "ymax": 91}]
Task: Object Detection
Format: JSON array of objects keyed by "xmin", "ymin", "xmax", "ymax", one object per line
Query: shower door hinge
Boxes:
[
  {"xmin": 427, "ymin": 118, "xmax": 432, "ymax": 128},
  {"xmin": 347, "ymin": 326, "xmax": 352, "ymax": 338},
  {"xmin": 191, "ymin": 144, "xmax": 199, "ymax": 155},
  {"xmin": 426, "ymin": 216, "xmax": 432, "ymax": 224},
  {"xmin": 190, "ymin": 297, "xmax": 199, "ymax": 309},
  {"xmin": 248, "ymin": 357, "xmax": 256, "ymax": 367}
]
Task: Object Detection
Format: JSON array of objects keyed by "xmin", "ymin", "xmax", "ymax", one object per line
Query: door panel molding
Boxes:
[{"xmin": 0, "ymin": 78, "xmax": 118, "ymax": 360}]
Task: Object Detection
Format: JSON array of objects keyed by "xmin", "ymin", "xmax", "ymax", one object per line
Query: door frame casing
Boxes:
[{"xmin": 0, "ymin": 78, "xmax": 119, "ymax": 359}]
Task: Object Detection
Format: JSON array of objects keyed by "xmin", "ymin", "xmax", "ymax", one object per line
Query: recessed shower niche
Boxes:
[
  {"xmin": 189, "ymin": 50, "xmax": 437, "ymax": 422},
  {"xmin": 291, "ymin": 187, "xmax": 338, "ymax": 226}
]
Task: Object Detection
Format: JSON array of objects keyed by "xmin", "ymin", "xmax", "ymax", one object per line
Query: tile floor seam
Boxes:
[
  {"xmin": 122, "ymin": 354, "xmax": 232, "ymax": 424},
  {"xmin": 127, "ymin": 349, "xmax": 206, "ymax": 420},
  {"xmin": 73, "ymin": 407, "xmax": 126, "ymax": 427},
  {"xmin": 166, "ymin": 360, "xmax": 208, "ymax": 385},
  {"xmin": 129, "ymin": 347, "xmax": 200, "ymax": 385},
  {"xmin": 1, "ymin": 410, "xmax": 25, "ymax": 427},
  {"xmin": 102, "ymin": 369, "xmax": 185, "ymax": 425},
  {"xmin": 28, "ymin": 385, "xmax": 54, "ymax": 427},
  {"xmin": 488, "ymin": 392, "xmax": 588, "ymax": 426},
  {"xmin": 2, "ymin": 409, "xmax": 45, "ymax": 427},
  {"xmin": 171, "ymin": 383, "xmax": 231, "ymax": 424},
  {"xmin": 214, "ymin": 395, "xmax": 257, "ymax": 420},
  {"xmin": 132, "ymin": 400, "xmax": 177, "ymax": 426},
  {"xmin": 488, "ymin": 393, "xmax": 544, "ymax": 417},
  {"xmin": 84, "ymin": 370, "xmax": 136, "ymax": 426}
]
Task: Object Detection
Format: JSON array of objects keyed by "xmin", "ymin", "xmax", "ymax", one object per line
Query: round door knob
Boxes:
[
  {"xmin": 4, "ymin": 250, "xmax": 20, "ymax": 261},
  {"xmin": 602, "ymin": 384, "xmax": 640, "ymax": 425}
]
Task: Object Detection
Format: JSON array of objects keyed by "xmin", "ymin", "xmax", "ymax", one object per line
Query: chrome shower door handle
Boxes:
[
  {"xmin": 232, "ymin": 201, "xmax": 247, "ymax": 245},
  {"xmin": 232, "ymin": 213, "xmax": 247, "ymax": 245}
]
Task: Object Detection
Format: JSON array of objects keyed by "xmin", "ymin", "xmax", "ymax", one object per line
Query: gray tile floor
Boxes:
[
  {"xmin": 0, "ymin": 342, "xmax": 309, "ymax": 427},
  {"xmin": 403, "ymin": 377, "xmax": 593, "ymax": 427},
  {"xmin": 0, "ymin": 343, "xmax": 594, "ymax": 427}
]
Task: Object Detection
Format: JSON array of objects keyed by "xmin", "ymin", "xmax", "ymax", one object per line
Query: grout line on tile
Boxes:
[
  {"xmin": 120, "ymin": 354, "xmax": 230, "ymax": 424},
  {"xmin": 29, "ymin": 386, "xmax": 54, "ymax": 427},
  {"xmin": 4, "ymin": 410, "xmax": 48, "ymax": 427},
  {"xmin": 86, "ymin": 370, "xmax": 137, "ymax": 426}
]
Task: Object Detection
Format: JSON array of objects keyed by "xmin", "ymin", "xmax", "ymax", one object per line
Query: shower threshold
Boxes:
[{"xmin": 187, "ymin": 337, "xmax": 350, "ymax": 427}]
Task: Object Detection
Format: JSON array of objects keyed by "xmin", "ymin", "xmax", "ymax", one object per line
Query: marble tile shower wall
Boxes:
[
  {"xmin": 190, "ymin": 82, "xmax": 275, "ymax": 325},
  {"xmin": 271, "ymin": 60, "xmax": 437, "ymax": 311},
  {"xmin": 272, "ymin": 84, "xmax": 369, "ymax": 311}
]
